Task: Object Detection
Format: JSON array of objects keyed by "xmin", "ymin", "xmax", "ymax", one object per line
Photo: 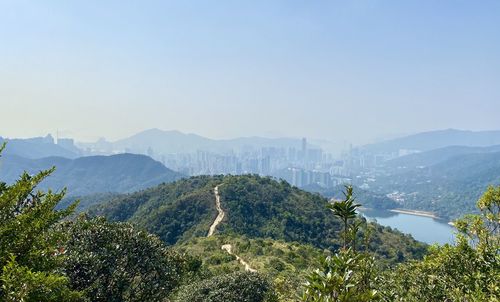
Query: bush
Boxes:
[
  {"xmin": 0, "ymin": 144, "xmax": 81, "ymax": 301},
  {"xmin": 64, "ymin": 216, "xmax": 194, "ymax": 302},
  {"xmin": 302, "ymin": 250, "xmax": 380, "ymax": 302},
  {"xmin": 174, "ymin": 271, "xmax": 278, "ymax": 302}
]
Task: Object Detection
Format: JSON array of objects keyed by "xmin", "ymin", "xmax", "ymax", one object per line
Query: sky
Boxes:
[{"xmin": 1, "ymin": 0, "xmax": 500, "ymax": 144}]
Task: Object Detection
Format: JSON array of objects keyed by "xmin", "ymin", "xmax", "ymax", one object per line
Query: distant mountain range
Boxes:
[
  {"xmin": 7, "ymin": 128, "xmax": 500, "ymax": 159},
  {"xmin": 386, "ymin": 144, "xmax": 500, "ymax": 169},
  {"xmin": 78, "ymin": 128, "xmax": 320, "ymax": 155},
  {"xmin": 98, "ymin": 128, "xmax": 500, "ymax": 157},
  {"xmin": 354, "ymin": 130, "xmax": 500, "ymax": 219},
  {"xmin": 0, "ymin": 153, "xmax": 183, "ymax": 197},
  {"xmin": 362, "ymin": 129, "xmax": 500, "ymax": 154}
]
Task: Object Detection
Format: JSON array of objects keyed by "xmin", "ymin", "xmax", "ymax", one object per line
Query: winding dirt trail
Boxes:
[
  {"xmin": 221, "ymin": 244, "xmax": 257, "ymax": 273},
  {"xmin": 207, "ymin": 185, "xmax": 225, "ymax": 237},
  {"xmin": 207, "ymin": 185, "xmax": 256, "ymax": 272}
]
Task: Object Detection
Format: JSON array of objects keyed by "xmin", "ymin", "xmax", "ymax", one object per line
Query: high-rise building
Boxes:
[
  {"xmin": 259, "ymin": 156, "xmax": 271, "ymax": 175},
  {"xmin": 301, "ymin": 137, "xmax": 307, "ymax": 162}
]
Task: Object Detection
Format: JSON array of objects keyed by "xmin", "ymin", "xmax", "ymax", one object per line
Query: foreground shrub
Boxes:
[
  {"xmin": 301, "ymin": 249, "xmax": 380, "ymax": 302},
  {"xmin": 0, "ymin": 144, "xmax": 81, "ymax": 301},
  {"xmin": 64, "ymin": 216, "xmax": 194, "ymax": 302},
  {"xmin": 174, "ymin": 271, "xmax": 278, "ymax": 302}
]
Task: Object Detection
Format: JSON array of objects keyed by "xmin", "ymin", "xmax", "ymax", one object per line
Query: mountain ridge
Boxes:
[
  {"xmin": 78, "ymin": 128, "xmax": 315, "ymax": 154},
  {"xmin": 0, "ymin": 153, "xmax": 184, "ymax": 198},
  {"xmin": 386, "ymin": 144, "xmax": 500, "ymax": 169},
  {"xmin": 362, "ymin": 129, "xmax": 500, "ymax": 154}
]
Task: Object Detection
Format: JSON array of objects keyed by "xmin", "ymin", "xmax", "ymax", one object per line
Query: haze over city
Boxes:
[{"xmin": 2, "ymin": 1, "xmax": 500, "ymax": 144}]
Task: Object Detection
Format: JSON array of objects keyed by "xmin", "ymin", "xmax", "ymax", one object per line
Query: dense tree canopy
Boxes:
[
  {"xmin": 174, "ymin": 271, "xmax": 278, "ymax": 302},
  {"xmin": 0, "ymin": 143, "xmax": 81, "ymax": 301},
  {"xmin": 63, "ymin": 216, "xmax": 197, "ymax": 302},
  {"xmin": 90, "ymin": 174, "xmax": 427, "ymax": 264}
]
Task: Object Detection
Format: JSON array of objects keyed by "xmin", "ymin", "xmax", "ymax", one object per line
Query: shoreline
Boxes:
[
  {"xmin": 359, "ymin": 207, "xmax": 455, "ymax": 226},
  {"xmin": 389, "ymin": 208, "xmax": 440, "ymax": 219}
]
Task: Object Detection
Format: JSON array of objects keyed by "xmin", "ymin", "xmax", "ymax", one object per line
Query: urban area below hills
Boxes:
[{"xmin": 3, "ymin": 128, "xmax": 500, "ymax": 220}]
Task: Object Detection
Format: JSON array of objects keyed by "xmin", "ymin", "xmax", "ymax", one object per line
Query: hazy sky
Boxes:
[{"xmin": 1, "ymin": 1, "xmax": 499, "ymax": 144}]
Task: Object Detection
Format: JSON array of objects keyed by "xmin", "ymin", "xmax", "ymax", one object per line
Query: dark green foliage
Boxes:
[
  {"xmin": 2, "ymin": 153, "xmax": 183, "ymax": 197},
  {"xmin": 379, "ymin": 242, "xmax": 497, "ymax": 301},
  {"xmin": 302, "ymin": 186, "xmax": 380, "ymax": 302},
  {"xmin": 63, "ymin": 216, "xmax": 194, "ymax": 302},
  {"xmin": 0, "ymin": 143, "xmax": 81, "ymax": 301},
  {"xmin": 1, "ymin": 258, "xmax": 80, "ymax": 302},
  {"xmin": 218, "ymin": 175, "xmax": 341, "ymax": 249},
  {"xmin": 173, "ymin": 271, "xmax": 278, "ymax": 302},
  {"xmin": 219, "ymin": 176, "xmax": 426, "ymax": 263},
  {"xmin": 58, "ymin": 192, "xmax": 121, "ymax": 212},
  {"xmin": 90, "ymin": 174, "xmax": 427, "ymax": 264},
  {"xmin": 90, "ymin": 175, "xmax": 221, "ymax": 244},
  {"xmin": 302, "ymin": 250, "xmax": 380, "ymax": 302},
  {"xmin": 327, "ymin": 185, "xmax": 361, "ymax": 249}
]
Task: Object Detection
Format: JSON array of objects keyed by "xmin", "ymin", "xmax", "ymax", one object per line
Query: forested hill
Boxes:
[
  {"xmin": 90, "ymin": 174, "xmax": 427, "ymax": 264},
  {"xmin": 0, "ymin": 153, "xmax": 183, "ymax": 196},
  {"xmin": 372, "ymin": 151, "xmax": 500, "ymax": 219}
]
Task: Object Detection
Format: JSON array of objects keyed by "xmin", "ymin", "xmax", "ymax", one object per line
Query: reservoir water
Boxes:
[{"xmin": 360, "ymin": 208, "xmax": 456, "ymax": 245}]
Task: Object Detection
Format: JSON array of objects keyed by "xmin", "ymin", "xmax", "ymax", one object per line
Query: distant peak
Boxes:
[{"xmin": 140, "ymin": 128, "xmax": 184, "ymax": 135}]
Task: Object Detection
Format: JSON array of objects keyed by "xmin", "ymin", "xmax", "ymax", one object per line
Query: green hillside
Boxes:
[
  {"xmin": 373, "ymin": 151, "xmax": 500, "ymax": 219},
  {"xmin": 90, "ymin": 175, "xmax": 427, "ymax": 264},
  {"xmin": 176, "ymin": 234, "xmax": 327, "ymax": 301},
  {"xmin": 1, "ymin": 153, "xmax": 183, "ymax": 198},
  {"xmin": 90, "ymin": 175, "xmax": 220, "ymax": 244}
]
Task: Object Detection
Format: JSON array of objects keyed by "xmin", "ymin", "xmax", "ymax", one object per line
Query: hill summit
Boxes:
[{"xmin": 90, "ymin": 174, "xmax": 427, "ymax": 264}]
